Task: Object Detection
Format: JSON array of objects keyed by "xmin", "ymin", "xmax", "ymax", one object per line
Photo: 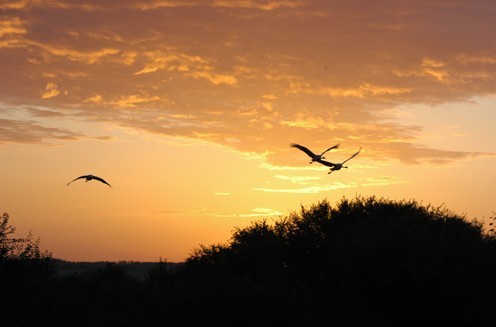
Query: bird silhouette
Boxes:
[
  {"xmin": 317, "ymin": 147, "xmax": 362, "ymax": 174},
  {"xmin": 290, "ymin": 143, "xmax": 340, "ymax": 164},
  {"xmin": 66, "ymin": 174, "xmax": 112, "ymax": 188}
]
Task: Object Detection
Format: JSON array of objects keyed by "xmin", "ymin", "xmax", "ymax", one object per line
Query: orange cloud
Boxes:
[
  {"xmin": 35, "ymin": 42, "xmax": 120, "ymax": 64},
  {"xmin": 254, "ymin": 175, "xmax": 406, "ymax": 194},
  {"xmin": 188, "ymin": 71, "xmax": 237, "ymax": 85},
  {"xmin": 0, "ymin": 0, "xmax": 495, "ymax": 166},
  {"xmin": 212, "ymin": 0, "xmax": 306, "ymax": 10},
  {"xmin": 0, "ymin": 0, "xmax": 307, "ymax": 11},
  {"xmin": 41, "ymin": 82, "xmax": 60, "ymax": 99},
  {"xmin": 0, "ymin": 118, "xmax": 82, "ymax": 144},
  {"xmin": 317, "ymin": 83, "xmax": 412, "ymax": 98},
  {"xmin": 239, "ymin": 207, "xmax": 283, "ymax": 217},
  {"xmin": 0, "ymin": 17, "xmax": 27, "ymax": 37},
  {"xmin": 84, "ymin": 94, "xmax": 103, "ymax": 104},
  {"xmin": 110, "ymin": 95, "xmax": 161, "ymax": 109},
  {"xmin": 134, "ymin": 52, "xmax": 205, "ymax": 75}
]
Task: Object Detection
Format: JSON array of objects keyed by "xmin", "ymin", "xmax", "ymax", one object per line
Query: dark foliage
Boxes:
[
  {"xmin": 0, "ymin": 212, "xmax": 56, "ymax": 326},
  {"xmin": 178, "ymin": 197, "xmax": 496, "ymax": 326},
  {"xmin": 1, "ymin": 196, "xmax": 496, "ymax": 326}
]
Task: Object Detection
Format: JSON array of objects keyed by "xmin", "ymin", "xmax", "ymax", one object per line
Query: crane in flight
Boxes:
[
  {"xmin": 66, "ymin": 174, "xmax": 112, "ymax": 188},
  {"xmin": 317, "ymin": 147, "xmax": 362, "ymax": 174},
  {"xmin": 290, "ymin": 143, "xmax": 340, "ymax": 164}
]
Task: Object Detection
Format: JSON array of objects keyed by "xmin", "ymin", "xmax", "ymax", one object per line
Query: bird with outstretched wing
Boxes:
[
  {"xmin": 317, "ymin": 147, "xmax": 362, "ymax": 174},
  {"xmin": 67, "ymin": 174, "xmax": 112, "ymax": 188},
  {"xmin": 290, "ymin": 143, "xmax": 339, "ymax": 163}
]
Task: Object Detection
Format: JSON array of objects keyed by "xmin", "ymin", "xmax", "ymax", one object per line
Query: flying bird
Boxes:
[
  {"xmin": 317, "ymin": 147, "xmax": 362, "ymax": 174},
  {"xmin": 66, "ymin": 174, "xmax": 112, "ymax": 188},
  {"xmin": 290, "ymin": 143, "xmax": 340, "ymax": 164}
]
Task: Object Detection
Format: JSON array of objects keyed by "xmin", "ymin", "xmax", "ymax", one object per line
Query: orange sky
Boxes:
[{"xmin": 1, "ymin": 0, "xmax": 495, "ymax": 262}]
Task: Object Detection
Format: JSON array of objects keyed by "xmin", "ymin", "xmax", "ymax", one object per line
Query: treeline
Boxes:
[
  {"xmin": 1, "ymin": 197, "xmax": 496, "ymax": 326},
  {"xmin": 54, "ymin": 260, "xmax": 183, "ymax": 281}
]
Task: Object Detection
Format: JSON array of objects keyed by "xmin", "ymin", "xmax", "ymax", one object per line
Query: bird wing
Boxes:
[
  {"xmin": 341, "ymin": 147, "xmax": 362, "ymax": 164},
  {"xmin": 315, "ymin": 159, "xmax": 337, "ymax": 167},
  {"xmin": 290, "ymin": 143, "xmax": 317, "ymax": 158},
  {"xmin": 66, "ymin": 175, "xmax": 88, "ymax": 186},
  {"xmin": 320, "ymin": 143, "xmax": 340, "ymax": 156},
  {"xmin": 93, "ymin": 176, "xmax": 112, "ymax": 188}
]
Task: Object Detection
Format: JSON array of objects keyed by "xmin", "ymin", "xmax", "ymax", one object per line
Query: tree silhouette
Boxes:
[
  {"xmin": 178, "ymin": 196, "xmax": 496, "ymax": 326},
  {"xmin": 0, "ymin": 212, "xmax": 54, "ymax": 274},
  {"xmin": 0, "ymin": 213, "xmax": 56, "ymax": 327},
  {"xmin": 1, "ymin": 197, "xmax": 495, "ymax": 326}
]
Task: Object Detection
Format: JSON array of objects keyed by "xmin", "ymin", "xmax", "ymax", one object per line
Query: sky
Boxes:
[{"xmin": 1, "ymin": 0, "xmax": 495, "ymax": 262}]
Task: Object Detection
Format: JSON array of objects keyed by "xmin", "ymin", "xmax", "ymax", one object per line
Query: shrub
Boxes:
[{"xmin": 179, "ymin": 196, "xmax": 496, "ymax": 326}]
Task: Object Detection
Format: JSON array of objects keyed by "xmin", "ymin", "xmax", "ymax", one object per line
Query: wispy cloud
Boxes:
[
  {"xmin": 145, "ymin": 208, "xmax": 207, "ymax": 218},
  {"xmin": 239, "ymin": 207, "xmax": 283, "ymax": 217},
  {"xmin": 273, "ymin": 174, "xmax": 320, "ymax": 184},
  {"xmin": 254, "ymin": 183, "xmax": 355, "ymax": 194},
  {"xmin": 361, "ymin": 176, "xmax": 407, "ymax": 187},
  {"xmin": 254, "ymin": 175, "xmax": 406, "ymax": 194},
  {"xmin": 0, "ymin": 17, "xmax": 27, "ymax": 37},
  {"xmin": 134, "ymin": 51, "xmax": 206, "ymax": 75},
  {"xmin": 212, "ymin": 0, "xmax": 307, "ymax": 11},
  {"xmin": 110, "ymin": 95, "xmax": 161, "ymax": 109},
  {"xmin": 259, "ymin": 163, "xmax": 325, "ymax": 171},
  {"xmin": 0, "ymin": 0, "xmax": 308, "ymax": 11},
  {"xmin": 0, "ymin": 118, "xmax": 82, "ymax": 145},
  {"xmin": 25, "ymin": 107, "xmax": 64, "ymax": 118},
  {"xmin": 187, "ymin": 71, "xmax": 237, "ymax": 85}
]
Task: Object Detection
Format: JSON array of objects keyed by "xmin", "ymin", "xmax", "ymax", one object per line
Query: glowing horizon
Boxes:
[{"xmin": 1, "ymin": 0, "xmax": 495, "ymax": 262}]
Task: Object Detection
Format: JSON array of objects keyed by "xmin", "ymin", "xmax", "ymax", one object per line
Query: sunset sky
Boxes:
[{"xmin": 1, "ymin": 0, "xmax": 495, "ymax": 262}]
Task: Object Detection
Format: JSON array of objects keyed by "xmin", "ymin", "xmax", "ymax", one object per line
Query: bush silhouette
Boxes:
[
  {"xmin": 2, "ymin": 197, "xmax": 496, "ymax": 326},
  {"xmin": 179, "ymin": 196, "xmax": 496, "ymax": 326},
  {"xmin": 0, "ymin": 213, "xmax": 56, "ymax": 326}
]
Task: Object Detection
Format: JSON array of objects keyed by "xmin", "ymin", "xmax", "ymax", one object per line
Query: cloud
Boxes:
[
  {"xmin": 25, "ymin": 107, "xmax": 64, "ymax": 118},
  {"xmin": 239, "ymin": 207, "xmax": 283, "ymax": 217},
  {"xmin": 84, "ymin": 94, "xmax": 103, "ymax": 104},
  {"xmin": 1, "ymin": 0, "xmax": 307, "ymax": 11},
  {"xmin": 316, "ymin": 83, "xmax": 412, "ymax": 98},
  {"xmin": 134, "ymin": 52, "xmax": 205, "ymax": 75},
  {"xmin": 254, "ymin": 183, "xmax": 355, "ymax": 194},
  {"xmin": 254, "ymin": 175, "xmax": 406, "ymax": 194},
  {"xmin": 212, "ymin": 0, "xmax": 306, "ymax": 11},
  {"xmin": 361, "ymin": 176, "xmax": 407, "ymax": 187},
  {"xmin": 41, "ymin": 82, "xmax": 61, "ymax": 99},
  {"xmin": 371, "ymin": 142, "xmax": 494, "ymax": 165},
  {"xmin": 187, "ymin": 71, "xmax": 237, "ymax": 85},
  {"xmin": 0, "ymin": 17, "xmax": 27, "ymax": 37},
  {"xmin": 146, "ymin": 208, "xmax": 207, "ymax": 218},
  {"xmin": 0, "ymin": 118, "xmax": 82, "ymax": 145},
  {"xmin": 260, "ymin": 163, "xmax": 324, "ymax": 171},
  {"xmin": 110, "ymin": 95, "xmax": 161, "ymax": 109},
  {"xmin": 0, "ymin": 0, "xmax": 494, "ymax": 165},
  {"xmin": 273, "ymin": 174, "xmax": 320, "ymax": 184},
  {"xmin": 92, "ymin": 135, "xmax": 115, "ymax": 141},
  {"xmin": 25, "ymin": 41, "xmax": 121, "ymax": 64}
]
